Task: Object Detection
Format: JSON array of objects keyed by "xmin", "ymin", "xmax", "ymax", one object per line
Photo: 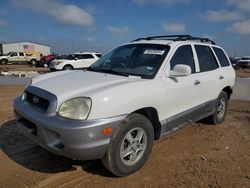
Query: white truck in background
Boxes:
[{"xmin": 0, "ymin": 51, "xmax": 40, "ymax": 65}]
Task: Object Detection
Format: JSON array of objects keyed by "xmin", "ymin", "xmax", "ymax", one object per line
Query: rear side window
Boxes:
[
  {"xmin": 195, "ymin": 45, "xmax": 218, "ymax": 72},
  {"xmin": 95, "ymin": 54, "xmax": 102, "ymax": 58},
  {"xmin": 213, "ymin": 47, "xmax": 230, "ymax": 67},
  {"xmin": 19, "ymin": 52, "xmax": 24, "ymax": 56},
  {"xmin": 170, "ymin": 45, "xmax": 195, "ymax": 73},
  {"xmin": 82, "ymin": 54, "xmax": 94, "ymax": 59}
]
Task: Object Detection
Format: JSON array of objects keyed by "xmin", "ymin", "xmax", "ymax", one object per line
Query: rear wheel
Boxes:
[
  {"xmin": 63, "ymin": 65, "xmax": 73, "ymax": 70},
  {"xmin": 102, "ymin": 113, "xmax": 154, "ymax": 177},
  {"xmin": 206, "ymin": 91, "xmax": 228, "ymax": 124}
]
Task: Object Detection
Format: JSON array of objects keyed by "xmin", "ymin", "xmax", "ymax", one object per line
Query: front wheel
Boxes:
[
  {"xmin": 102, "ymin": 113, "xmax": 154, "ymax": 177},
  {"xmin": 0, "ymin": 59, "xmax": 8, "ymax": 65},
  {"xmin": 63, "ymin": 65, "xmax": 73, "ymax": 70},
  {"xmin": 206, "ymin": 91, "xmax": 228, "ymax": 124}
]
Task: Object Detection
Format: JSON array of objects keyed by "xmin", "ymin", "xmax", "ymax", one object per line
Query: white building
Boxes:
[{"xmin": 0, "ymin": 41, "xmax": 50, "ymax": 56}]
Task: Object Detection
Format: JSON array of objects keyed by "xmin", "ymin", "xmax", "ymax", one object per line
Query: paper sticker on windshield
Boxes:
[
  {"xmin": 144, "ymin": 50, "xmax": 165, "ymax": 55},
  {"xmin": 147, "ymin": 66, "xmax": 154, "ymax": 70}
]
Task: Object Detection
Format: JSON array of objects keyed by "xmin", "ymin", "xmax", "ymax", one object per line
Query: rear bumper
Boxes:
[{"xmin": 13, "ymin": 96, "xmax": 126, "ymax": 160}]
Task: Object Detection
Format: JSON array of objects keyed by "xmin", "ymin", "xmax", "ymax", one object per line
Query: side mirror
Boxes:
[{"xmin": 169, "ymin": 64, "xmax": 191, "ymax": 77}]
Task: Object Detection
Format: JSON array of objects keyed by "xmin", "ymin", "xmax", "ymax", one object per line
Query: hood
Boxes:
[
  {"xmin": 31, "ymin": 70, "xmax": 134, "ymax": 104},
  {"xmin": 0, "ymin": 55, "xmax": 9, "ymax": 58}
]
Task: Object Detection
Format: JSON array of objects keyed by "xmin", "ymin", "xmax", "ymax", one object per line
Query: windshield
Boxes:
[
  {"xmin": 7, "ymin": 52, "xmax": 14, "ymax": 56},
  {"xmin": 90, "ymin": 44, "xmax": 169, "ymax": 79}
]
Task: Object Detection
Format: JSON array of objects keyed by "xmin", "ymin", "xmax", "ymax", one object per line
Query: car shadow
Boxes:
[{"xmin": 0, "ymin": 119, "xmax": 114, "ymax": 177}]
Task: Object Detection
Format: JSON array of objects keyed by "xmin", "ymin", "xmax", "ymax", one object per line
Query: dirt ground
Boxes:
[
  {"xmin": 0, "ymin": 85, "xmax": 250, "ymax": 188},
  {"xmin": 0, "ymin": 65, "xmax": 49, "ymax": 74},
  {"xmin": 236, "ymin": 69, "xmax": 250, "ymax": 78}
]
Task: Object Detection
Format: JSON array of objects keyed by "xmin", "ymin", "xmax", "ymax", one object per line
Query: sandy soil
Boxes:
[
  {"xmin": 0, "ymin": 86, "xmax": 250, "ymax": 188},
  {"xmin": 0, "ymin": 65, "xmax": 49, "ymax": 74},
  {"xmin": 236, "ymin": 69, "xmax": 250, "ymax": 78}
]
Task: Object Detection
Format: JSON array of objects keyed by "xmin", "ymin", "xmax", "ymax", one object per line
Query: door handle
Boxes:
[
  {"xmin": 219, "ymin": 75, "xmax": 224, "ymax": 80},
  {"xmin": 194, "ymin": 80, "xmax": 201, "ymax": 85}
]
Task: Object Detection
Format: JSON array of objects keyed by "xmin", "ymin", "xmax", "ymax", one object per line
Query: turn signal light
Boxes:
[{"xmin": 102, "ymin": 127, "xmax": 113, "ymax": 135}]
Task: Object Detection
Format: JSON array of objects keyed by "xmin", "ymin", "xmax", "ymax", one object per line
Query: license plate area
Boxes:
[{"xmin": 18, "ymin": 118, "xmax": 37, "ymax": 136}]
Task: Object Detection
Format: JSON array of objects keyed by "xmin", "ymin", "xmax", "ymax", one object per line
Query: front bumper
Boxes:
[
  {"xmin": 49, "ymin": 68, "xmax": 58, "ymax": 72},
  {"xmin": 13, "ymin": 96, "xmax": 126, "ymax": 160}
]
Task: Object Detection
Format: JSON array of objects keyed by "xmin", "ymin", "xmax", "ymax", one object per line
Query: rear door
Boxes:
[
  {"xmin": 193, "ymin": 45, "xmax": 221, "ymax": 109},
  {"xmin": 18, "ymin": 52, "xmax": 26, "ymax": 63}
]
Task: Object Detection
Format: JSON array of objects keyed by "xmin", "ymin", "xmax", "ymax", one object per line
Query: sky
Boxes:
[{"xmin": 0, "ymin": 0, "xmax": 250, "ymax": 57}]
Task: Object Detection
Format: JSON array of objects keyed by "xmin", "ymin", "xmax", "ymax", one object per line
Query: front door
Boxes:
[
  {"xmin": 8, "ymin": 52, "xmax": 19, "ymax": 62},
  {"xmin": 162, "ymin": 45, "xmax": 202, "ymax": 133}
]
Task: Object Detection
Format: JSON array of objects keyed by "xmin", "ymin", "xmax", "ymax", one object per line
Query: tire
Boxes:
[
  {"xmin": 63, "ymin": 65, "xmax": 73, "ymax": 70},
  {"xmin": 30, "ymin": 59, "xmax": 36, "ymax": 66},
  {"xmin": 102, "ymin": 113, "xmax": 154, "ymax": 177},
  {"xmin": 206, "ymin": 91, "xmax": 228, "ymax": 125},
  {"xmin": 0, "ymin": 59, "xmax": 8, "ymax": 65}
]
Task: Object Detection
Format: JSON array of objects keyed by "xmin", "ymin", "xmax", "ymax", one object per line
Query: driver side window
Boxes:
[{"xmin": 170, "ymin": 45, "xmax": 195, "ymax": 73}]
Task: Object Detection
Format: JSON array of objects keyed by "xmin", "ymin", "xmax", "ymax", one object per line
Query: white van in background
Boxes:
[{"xmin": 50, "ymin": 52, "xmax": 102, "ymax": 71}]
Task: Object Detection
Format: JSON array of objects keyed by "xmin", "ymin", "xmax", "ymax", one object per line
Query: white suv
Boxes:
[
  {"xmin": 14, "ymin": 35, "xmax": 235, "ymax": 177},
  {"xmin": 49, "ymin": 52, "xmax": 102, "ymax": 71}
]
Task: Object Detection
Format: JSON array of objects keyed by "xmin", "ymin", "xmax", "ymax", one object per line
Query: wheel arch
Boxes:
[
  {"xmin": 222, "ymin": 86, "xmax": 232, "ymax": 99},
  {"xmin": 63, "ymin": 64, "xmax": 74, "ymax": 69},
  {"xmin": 0, "ymin": 58, "xmax": 8, "ymax": 62},
  {"xmin": 132, "ymin": 107, "xmax": 161, "ymax": 140}
]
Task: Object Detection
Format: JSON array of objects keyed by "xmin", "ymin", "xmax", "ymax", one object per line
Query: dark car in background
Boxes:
[
  {"xmin": 36, "ymin": 54, "xmax": 57, "ymax": 67},
  {"xmin": 229, "ymin": 57, "xmax": 240, "ymax": 69},
  {"xmin": 238, "ymin": 56, "xmax": 250, "ymax": 69}
]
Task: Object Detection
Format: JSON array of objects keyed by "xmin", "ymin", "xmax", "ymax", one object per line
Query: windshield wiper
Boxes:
[
  {"xmin": 101, "ymin": 69, "xmax": 130, "ymax": 77},
  {"xmin": 87, "ymin": 67, "xmax": 129, "ymax": 77}
]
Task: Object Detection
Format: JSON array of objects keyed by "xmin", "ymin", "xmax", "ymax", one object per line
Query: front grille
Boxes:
[{"xmin": 25, "ymin": 91, "xmax": 49, "ymax": 112}]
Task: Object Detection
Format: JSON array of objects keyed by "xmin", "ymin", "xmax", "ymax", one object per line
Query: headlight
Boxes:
[
  {"xmin": 58, "ymin": 97, "xmax": 92, "ymax": 120},
  {"xmin": 25, "ymin": 78, "xmax": 32, "ymax": 87},
  {"xmin": 56, "ymin": 62, "xmax": 63, "ymax": 65}
]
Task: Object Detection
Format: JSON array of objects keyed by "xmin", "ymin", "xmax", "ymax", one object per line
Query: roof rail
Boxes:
[{"xmin": 132, "ymin": 35, "xmax": 216, "ymax": 45}]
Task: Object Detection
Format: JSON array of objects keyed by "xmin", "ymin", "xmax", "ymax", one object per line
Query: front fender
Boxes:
[{"xmin": 88, "ymin": 78, "xmax": 166, "ymax": 120}]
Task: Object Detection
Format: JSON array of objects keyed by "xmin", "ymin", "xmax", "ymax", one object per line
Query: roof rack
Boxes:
[{"xmin": 132, "ymin": 35, "xmax": 216, "ymax": 45}]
